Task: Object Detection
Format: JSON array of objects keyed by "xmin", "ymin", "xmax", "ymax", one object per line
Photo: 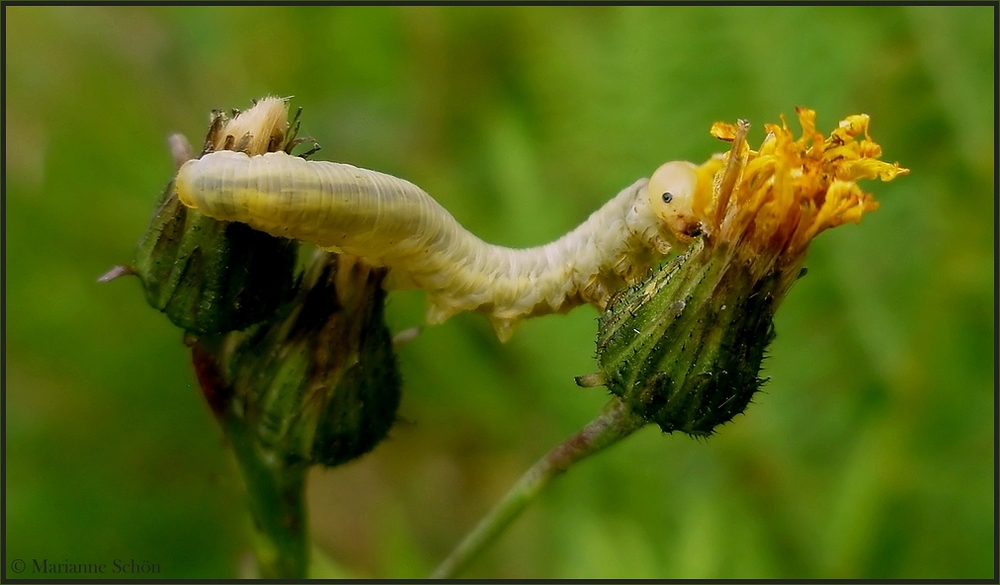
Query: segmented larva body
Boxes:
[{"xmin": 175, "ymin": 150, "xmax": 699, "ymax": 340}]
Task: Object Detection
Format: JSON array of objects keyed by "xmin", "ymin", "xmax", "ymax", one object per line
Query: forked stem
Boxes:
[{"xmin": 430, "ymin": 397, "xmax": 647, "ymax": 579}]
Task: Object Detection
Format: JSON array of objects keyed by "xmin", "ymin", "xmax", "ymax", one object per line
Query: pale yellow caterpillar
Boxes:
[{"xmin": 175, "ymin": 150, "xmax": 702, "ymax": 341}]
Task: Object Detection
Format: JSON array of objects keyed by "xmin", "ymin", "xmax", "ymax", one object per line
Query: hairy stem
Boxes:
[{"xmin": 430, "ymin": 397, "xmax": 647, "ymax": 578}]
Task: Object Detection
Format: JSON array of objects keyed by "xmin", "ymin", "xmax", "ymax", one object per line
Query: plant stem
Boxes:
[
  {"xmin": 429, "ymin": 397, "xmax": 647, "ymax": 579},
  {"xmin": 190, "ymin": 339, "xmax": 310, "ymax": 579},
  {"xmin": 224, "ymin": 413, "xmax": 310, "ymax": 579}
]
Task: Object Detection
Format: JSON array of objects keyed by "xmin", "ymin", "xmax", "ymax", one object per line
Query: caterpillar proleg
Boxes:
[{"xmin": 175, "ymin": 150, "xmax": 702, "ymax": 341}]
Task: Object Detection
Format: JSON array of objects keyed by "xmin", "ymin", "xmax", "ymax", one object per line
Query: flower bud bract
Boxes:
[
  {"xmin": 133, "ymin": 184, "xmax": 298, "ymax": 335},
  {"xmin": 224, "ymin": 252, "xmax": 402, "ymax": 467},
  {"xmin": 597, "ymin": 238, "xmax": 778, "ymax": 436}
]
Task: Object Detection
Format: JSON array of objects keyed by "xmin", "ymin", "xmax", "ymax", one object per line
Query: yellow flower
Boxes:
[
  {"xmin": 592, "ymin": 108, "xmax": 907, "ymax": 436},
  {"xmin": 697, "ymin": 107, "xmax": 908, "ymax": 282}
]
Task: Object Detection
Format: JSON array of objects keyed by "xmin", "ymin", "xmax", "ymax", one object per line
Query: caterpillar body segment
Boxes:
[
  {"xmin": 175, "ymin": 150, "xmax": 696, "ymax": 341},
  {"xmin": 175, "ymin": 150, "xmax": 428, "ymax": 256}
]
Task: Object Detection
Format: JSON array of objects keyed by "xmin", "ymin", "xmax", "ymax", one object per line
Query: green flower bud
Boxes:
[
  {"xmin": 224, "ymin": 251, "xmax": 401, "ymax": 467},
  {"xmin": 131, "ymin": 97, "xmax": 306, "ymax": 335},
  {"xmin": 132, "ymin": 184, "xmax": 297, "ymax": 335},
  {"xmin": 595, "ymin": 238, "xmax": 778, "ymax": 436}
]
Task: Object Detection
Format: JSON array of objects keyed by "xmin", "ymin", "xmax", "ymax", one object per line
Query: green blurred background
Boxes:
[{"xmin": 5, "ymin": 5, "xmax": 994, "ymax": 579}]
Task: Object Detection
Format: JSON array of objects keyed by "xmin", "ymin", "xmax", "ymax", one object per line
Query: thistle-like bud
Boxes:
[
  {"xmin": 223, "ymin": 251, "xmax": 402, "ymax": 467},
  {"xmin": 131, "ymin": 97, "xmax": 304, "ymax": 334},
  {"xmin": 590, "ymin": 109, "xmax": 908, "ymax": 436},
  {"xmin": 596, "ymin": 237, "xmax": 778, "ymax": 435},
  {"xmin": 133, "ymin": 187, "xmax": 298, "ymax": 335}
]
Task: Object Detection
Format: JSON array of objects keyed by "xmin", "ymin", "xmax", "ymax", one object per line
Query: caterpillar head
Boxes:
[{"xmin": 647, "ymin": 160, "xmax": 702, "ymax": 240}]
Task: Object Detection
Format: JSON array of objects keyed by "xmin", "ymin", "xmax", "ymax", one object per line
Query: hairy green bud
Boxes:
[
  {"xmin": 593, "ymin": 238, "xmax": 781, "ymax": 436},
  {"xmin": 225, "ymin": 251, "xmax": 401, "ymax": 467},
  {"xmin": 132, "ymin": 184, "xmax": 298, "ymax": 335},
  {"xmin": 130, "ymin": 97, "xmax": 309, "ymax": 335}
]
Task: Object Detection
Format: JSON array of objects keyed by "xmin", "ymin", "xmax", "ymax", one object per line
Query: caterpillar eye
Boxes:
[{"xmin": 662, "ymin": 192, "xmax": 674, "ymax": 204}]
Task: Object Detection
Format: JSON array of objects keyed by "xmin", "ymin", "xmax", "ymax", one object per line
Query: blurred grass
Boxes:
[{"xmin": 4, "ymin": 5, "xmax": 994, "ymax": 579}]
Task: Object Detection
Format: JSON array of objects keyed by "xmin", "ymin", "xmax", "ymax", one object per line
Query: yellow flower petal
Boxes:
[
  {"xmin": 695, "ymin": 108, "xmax": 908, "ymax": 270},
  {"xmin": 710, "ymin": 121, "xmax": 738, "ymax": 142}
]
